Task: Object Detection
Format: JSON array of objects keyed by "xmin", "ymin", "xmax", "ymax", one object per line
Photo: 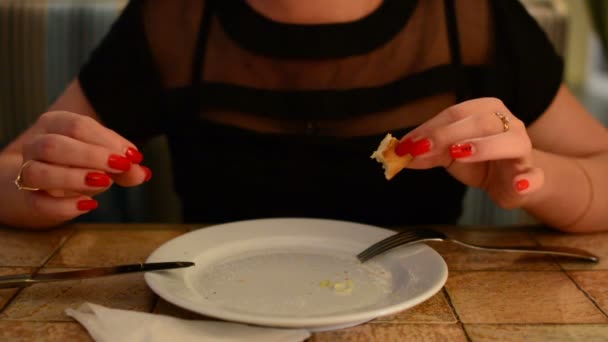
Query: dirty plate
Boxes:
[{"xmin": 145, "ymin": 218, "xmax": 447, "ymax": 331}]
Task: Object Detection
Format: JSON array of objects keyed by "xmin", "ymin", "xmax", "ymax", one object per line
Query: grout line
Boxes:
[
  {"xmin": 150, "ymin": 294, "xmax": 160, "ymax": 313},
  {"xmin": 543, "ymin": 237, "xmax": 608, "ymax": 318},
  {"xmin": 458, "ymin": 322, "xmax": 608, "ymax": 327},
  {"xmin": 36, "ymin": 228, "xmax": 78, "ymax": 271},
  {"xmin": 529, "ymin": 225, "xmax": 607, "ymax": 317},
  {"xmin": 442, "ymin": 288, "xmax": 473, "ymax": 342},
  {"xmin": 527, "ymin": 231, "xmax": 564, "ymax": 269},
  {"xmin": 369, "ymin": 320, "xmax": 459, "ymax": 325},
  {"xmin": 561, "ymin": 268, "xmax": 608, "ymax": 319},
  {"xmin": 3, "ymin": 319, "xmax": 608, "ymax": 325},
  {"xmin": 0, "ymin": 228, "xmax": 76, "ymax": 316},
  {"xmin": 0, "ymin": 289, "xmax": 23, "ymax": 317},
  {"xmin": 446, "ymin": 269, "xmax": 582, "ymax": 273}
]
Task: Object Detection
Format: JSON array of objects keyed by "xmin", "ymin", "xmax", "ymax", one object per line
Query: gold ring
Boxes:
[
  {"xmin": 14, "ymin": 160, "xmax": 40, "ymax": 191},
  {"xmin": 494, "ymin": 112, "xmax": 510, "ymax": 132}
]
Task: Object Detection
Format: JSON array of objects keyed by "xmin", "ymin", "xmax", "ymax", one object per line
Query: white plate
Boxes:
[{"xmin": 145, "ymin": 218, "xmax": 448, "ymax": 331}]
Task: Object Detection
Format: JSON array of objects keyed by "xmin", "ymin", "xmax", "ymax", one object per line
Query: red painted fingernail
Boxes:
[
  {"xmin": 141, "ymin": 165, "xmax": 152, "ymax": 182},
  {"xmin": 85, "ymin": 172, "xmax": 111, "ymax": 187},
  {"xmin": 395, "ymin": 138, "xmax": 414, "ymax": 156},
  {"xmin": 77, "ymin": 199, "xmax": 98, "ymax": 211},
  {"xmin": 108, "ymin": 154, "xmax": 132, "ymax": 171},
  {"xmin": 411, "ymin": 138, "xmax": 431, "ymax": 156},
  {"xmin": 125, "ymin": 147, "xmax": 143, "ymax": 164},
  {"xmin": 516, "ymin": 179, "xmax": 530, "ymax": 192},
  {"xmin": 450, "ymin": 143, "xmax": 474, "ymax": 158}
]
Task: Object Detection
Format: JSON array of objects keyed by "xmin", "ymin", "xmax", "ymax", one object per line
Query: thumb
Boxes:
[{"xmin": 512, "ymin": 166, "xmax": 544, "ymax": 195}]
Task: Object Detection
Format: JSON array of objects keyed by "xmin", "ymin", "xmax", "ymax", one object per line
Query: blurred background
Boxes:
[{"xmin": 1, "ymin": 0, "xmax": 606, "ymax": 225}]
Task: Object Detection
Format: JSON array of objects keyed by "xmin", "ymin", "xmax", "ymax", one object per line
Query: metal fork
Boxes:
[{"xmin": 357, "ymin": 229, "xmax": 599, "ymax": 263}]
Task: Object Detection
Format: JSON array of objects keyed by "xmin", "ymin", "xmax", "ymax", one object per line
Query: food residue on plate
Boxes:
[
  {"xmin": 319, "ymin": 279, "xmax": 332, "ymax": 288},
  {"xmin": 319, "ymin": 278, "xmax": 354, "ymax": 294}
]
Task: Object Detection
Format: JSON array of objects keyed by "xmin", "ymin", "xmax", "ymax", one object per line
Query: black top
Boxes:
[{"xmin": 78, "ymin": 0, "xmax": 563, "ymax": 225}]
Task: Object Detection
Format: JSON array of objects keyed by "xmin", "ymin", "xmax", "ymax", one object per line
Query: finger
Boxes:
[
  {"xmin": 111, "ymin": 164, "xmax": 152, "ymax": 187},
  {"xmin": 487, "ymin": 166, "xmax": 544, "ymax": 210},
  {"xmin": 401, "ymin": 98, "xmax": 509, "ymax": 141},
  {"xmin": 429, "ymin": 111, "xmax": 521, "ymax": 154},
  {"xmin": 449, "ymin": 131, "xmax": 532, "ymax": 163},
  {"xmin": 395, "ymin": 98, "xmax": 514, "ymax": 162},
  {"xmin": 513, "ymin": 167, "xmax": 544, "ymax": 196},
  {"xmin": 24, "ymin": 192, "xmax": 99, "ymax": 223},
  {"xmin": 38, "ymin": 111, "xmax": 144, "ymax": 163},
  {"xmin": 20, "ymin": 160, "xmax": 113, "ymax": 195},
  {"xmin": 23, "ymin": 133, "xmax": 133, "ymax": 173},
  {"xmin": 404, "ymin": 111, "xmax": 523, "ymax": 168}
]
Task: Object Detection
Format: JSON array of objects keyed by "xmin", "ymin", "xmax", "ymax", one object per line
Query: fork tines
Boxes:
[{"xmin": 357, "ymin": 230, "xmax": 421, "ymax": 263}]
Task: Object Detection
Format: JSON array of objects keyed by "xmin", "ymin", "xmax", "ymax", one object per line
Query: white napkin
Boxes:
[{"xmin": 65, "ymin": 302, "xmax": 311, "ymax": 342}]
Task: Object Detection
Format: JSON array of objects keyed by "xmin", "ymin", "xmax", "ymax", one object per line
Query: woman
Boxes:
[{"xmin": 1, "ymin": 0, "xmax": 607, "ymax": 231}]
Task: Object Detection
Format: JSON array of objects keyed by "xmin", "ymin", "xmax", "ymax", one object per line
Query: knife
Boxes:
[{"xmin": 0, "ymin": 261, "xmax": 195, "ymax": 289}]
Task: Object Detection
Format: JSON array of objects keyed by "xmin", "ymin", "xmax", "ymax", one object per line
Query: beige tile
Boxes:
[
  {"xmin": 0, "ymin": 321, "xmax": 91, "ymax": 341},
  {"xmin": 310, "ymin": 323, "xmax": 467, "ymax": 341},
  {"xmin": 0, "ymin": 267, "xmax": 34, "ymax": 312},
  {"xmin": 466, "ymin": 324, "xmax": 608, "ymax": 342},
  {"xmin": 569, "ymin": 271, "xmax": 608, "ymax": 316},
  {"xmin": 373, "ymin": 290, "xmax": 456, "ymax": 323},
  {"xmin": 47, "ymin": 228, "xmax": 186, "ymax": 267},
  {"xmin": 445, "ymin": 271, "xmax": 607, "ymax": 324},
  {"xmin": 0, "ymin": 268, "xmax": 155, "ymax": 321},
  {"xmin": 533, "ymin": 231, "xmax": 608, "ymax": 270},
  {"xmin": 0, "ymin": 227, "xmax": 73, "ymax": 267}
]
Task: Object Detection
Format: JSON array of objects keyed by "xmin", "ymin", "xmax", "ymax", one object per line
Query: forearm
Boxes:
[{"xmin": 523, "ymin": 149, "xmax": 608, "ymax": 233}]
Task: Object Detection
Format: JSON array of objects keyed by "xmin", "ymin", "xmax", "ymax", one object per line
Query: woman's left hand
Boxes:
[{"xmin": 396, "ymin": 97, "xmax": 544, "ymax": 209}]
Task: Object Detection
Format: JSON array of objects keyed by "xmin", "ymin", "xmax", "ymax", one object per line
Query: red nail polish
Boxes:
[
  {"xmin": 108, "ymin": 154, "xmax": 132, "ymax": 171},
  {"xmin": 411, "ymin": 138, "xmax": 431, "ymax": 156},
  {"xmin": 77, "ymin": 199, "xmax": 98, "ymax": 211},
  {"xmin": 450, "ymin": 143, "xmax": 474, "ymax": 158},
  {"xmin": 85, "ymin": 172, "xmax": 111, "ymax": 187},
  {"xmin": 516, "ymin": 179, "xmax": 530, "ymax": 192},
  {"xmin": 125, "ymin": 147, "xmax": 143, "ymax": 164},
  {"xmin": 141, "ymin": 166, "xmax": 152, "ymax": 182},
  {"xmin": 395, "ymin": 138, "xmax": 414, "ymax": 156}
]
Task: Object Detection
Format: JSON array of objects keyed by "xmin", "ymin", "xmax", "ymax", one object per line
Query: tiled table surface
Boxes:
[{"xmin": 0, "ymin": 223, "xmax": 607, "ymax": 341}]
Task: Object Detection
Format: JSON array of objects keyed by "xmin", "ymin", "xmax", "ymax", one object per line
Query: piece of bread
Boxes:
[{"xmin": 370, "ymin": 133, "xmax": 413, "ymax": 180}]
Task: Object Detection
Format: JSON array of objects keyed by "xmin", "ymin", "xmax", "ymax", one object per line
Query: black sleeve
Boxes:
[
  {"xmin": 489, "ymin": 0, "xmax": 564, "ymax": 126},
  {"xmin": 78, "ymin": 0, "xmax": 165, "ymax": 142}
]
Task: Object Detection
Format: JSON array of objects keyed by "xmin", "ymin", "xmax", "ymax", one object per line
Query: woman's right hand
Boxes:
[{"xmin": 15, "ymin": 110, "xmax": 151, "ymax": 223}]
